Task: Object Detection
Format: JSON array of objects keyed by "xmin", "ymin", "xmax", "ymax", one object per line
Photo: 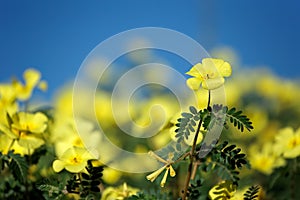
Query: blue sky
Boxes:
[{"xmin": 1, "ymin": 0, "xmax": 299, "ymax": 97}]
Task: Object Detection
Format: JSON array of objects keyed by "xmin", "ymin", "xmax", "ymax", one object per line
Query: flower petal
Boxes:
[
  {"xmin": 202, "ymin": 77, "xmax": 225, "ymax": 90},
  {"xmin": 186, "ymin": 78, "xmax": 202, "ymax": 90},
  {"xmin": 215, "ymin": 60, "xmax": 232, "ymax": 77},
  {"xmin": 186, "ymin": 63, "xmax": 204, "ymax": 78},
  {"xmin": 52, "ymin": 160, "xmax": 65, "ymax": 172},
  {"xmin": 24, "ymin": 69, "xmax": 41, "ymax": 88},
  {"xmin": 146, "ymin": 166, "xmax": 166, "ymax": 182},
  {"xmin": 169, "ymin": 165, "xmax": 176, "ymax": 177},
  {"xmin": 160, "ymin": 168, "xmax": 169, "ymax": 187},
  {"xmin": 65, "ymin": 162, "xmax": 87, "ymax": 173}
]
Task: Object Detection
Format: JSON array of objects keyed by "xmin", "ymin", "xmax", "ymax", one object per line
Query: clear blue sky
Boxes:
[{"xmin": 1, "ymin": 0, "xmax": 299, "ymax": 96}]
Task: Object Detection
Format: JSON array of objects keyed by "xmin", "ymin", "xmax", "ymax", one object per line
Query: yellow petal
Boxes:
[
  {"xmin": 169, "ymin": 165, "xmax": 176, "ymax": 177},
  {"xmin": 18, "ymin": 135, "xmax": 44, "ymax": 149},
  {"xmin": 65, "ymin": 162, "xmax": 87, "ymax": 173},
  {"xmin": 0, "ymin": 123, "xmax": 18, "ymax": 139},
  {"xmin": 216, "ymin": 60, "xmax": 232, "ymax": 77},
  {"xmin": 186, "ymin": 78, "xmax": 202, "ymax": 90},
  {"xmin": 202, "ymin": 58, "xmax": 232, "ymax": 77},
  {"xmin": 12, "ymin": 112, "xmax": 48, "ymax": 133},
  {"xmin": 24, "ymin": 69, "xmax": 41, "ymax": 88},
  {"xmin": 52, "ymin": 160, "xmax": 65, "ymax": 172},
  {"xmin": 202, "ymin": 77, "xmax": 225, "ymax": 90},
  {"xmin": 160, "ymin": 168, "xmax": 169, "ymax": 187},
  {"xmin": 146, "ymin": 165, "xmax": 166, "ymax": 182},
  {"xmin": 186, "ymin": 63, "xmax": 204, "ymax": 78}
]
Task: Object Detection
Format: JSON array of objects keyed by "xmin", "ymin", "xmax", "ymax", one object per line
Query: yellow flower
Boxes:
[
  {"xmin": 0, "ymin": 84, "xmax": 19, "ymax": 126},
  {"xmin": 102, "ymin": 167, "xmax": 122, "ymax": 185},
  {"xmin": 52, "ymin": 146, "xmax": 95, "ymax": 173},
  {"xmin": 0, "ymin": 134, "xmax": 27, "ymax": 155},
  {"xmin": 101, "ymin": 182, "xmax": 139, "ymax": 200},
  {"xmin": 50, "ymin": 116, "xmax": 101, "ymax": 158},
  {"xmin": 0, "ymin": 112, "xmax": 48, "ymax": 150},
  {"xmin": 12, "ymin": 68, "xmax": 47, "ymax": 100},
  {"xmin": 274, "ymin": 127, "xmax": 300, "ymax": 158},
  {"xmin": 146, "ymin": 151, "xmax": 176, "ymax": 187},
  {"xmin": 11, "ymin": 112, "xmax": 48, "ymax": 134},
  {"xmin": 186, "ymin": 58, "xmax": 232, "ymax": 90},
  {"xmin": 249, "ymin": 142, "xmax": 285, "ymax": 175}
]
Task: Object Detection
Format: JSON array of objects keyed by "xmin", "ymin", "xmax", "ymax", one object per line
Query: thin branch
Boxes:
[{"xmin": 181, "ymin": 90, "xmax": 210, "ymax": 200}]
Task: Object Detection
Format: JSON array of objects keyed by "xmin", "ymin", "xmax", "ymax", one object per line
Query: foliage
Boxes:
[
  {"xmin": 224, "ymin": 107, "xmax": 254, "ymax": 132},
  {"xmin": 1, "ymin": 55, "xmax": 300, "ymax": 200},
  {"xmin": 243, "ymin": 185, "xmax": 260, "ymax": 200},
  {"xmin": 200, "ymin": 141, "xmax": 250, "ymax": 185}
]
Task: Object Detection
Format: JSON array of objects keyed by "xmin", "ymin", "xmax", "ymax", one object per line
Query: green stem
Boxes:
[
  {"xmin": 182, "ymin": 119, "xmax": 202, "ymax": 199},
  {"xmin": 181, "ymin": 90, "xmax": 211, "ymax": 199}
]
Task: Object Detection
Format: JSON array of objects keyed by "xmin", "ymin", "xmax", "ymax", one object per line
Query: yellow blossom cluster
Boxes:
[{"xmin": 0, "ymin": 69, "xmax": 48, "ymax": 155}]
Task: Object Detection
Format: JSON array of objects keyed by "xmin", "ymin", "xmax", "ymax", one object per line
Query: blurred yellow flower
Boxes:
[
  {"xmin": 0, "ymin": 84, "xmax": 18, "ymax": 126},
  {"xmin": 12, "ymin": 68, "xmax": 46, "ymax": 100},
  {"xmin": 0, "ymin": 112, "xmax": 48, "ymax": 150},
  {"xmin": 52, "ymin": 146, "xmax": 94, "ymax": 173},
  {"xmin": 146, "ymin": 151, "xmax": 176, "ymax": 187},
  {"xmin": 249, "ymin": 143, "xmax": 285, "ymax": 175},
  {"xmin": 0, "ymin": 134, "xmax": 27, "ymax": 155},
  {"xmin": 274, "ymin": 127, "xmax": 300, "ymax": 158},
  {"xmin": 101, "ymin": 182, "xmax": 139, "ymax": 200},
  {"xmin": 102, "ymin": 167, "xmax": 122, "ymax": 185},
  {"xmin": 11, "ymin": 112, "xmax": 48, "ymax": 134},
  {"xmin": 51, "ymin": 116, "xmax": 101, "ymax": 159},
  {"xmin": 186, "ymin": 58, "xmax": 232, "ymax": 90}
]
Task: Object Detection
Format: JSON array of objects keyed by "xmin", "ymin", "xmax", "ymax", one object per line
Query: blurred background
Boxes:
[{"xmin": 0, "ymin": 0, "xmax": 299, "ymax": 97}]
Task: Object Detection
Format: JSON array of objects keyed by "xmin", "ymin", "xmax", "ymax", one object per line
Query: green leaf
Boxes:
[
  {"xmin": 225, "ymin": 107, "xmax": 253, "ymax": 132},
  {"xmin": 243, "ymin": 185, "xmax": 260, "ymax": 200},
  {"xmin": 8, "ymin": 151, "xmax": 28, "ymax": 183},
  {"xmin": 189, "ymin": 106, "xmax": 198, "ymax": 114},
  {"xmin": 174, "ymin": 108, "xmax": 201, "ymax": 143}
]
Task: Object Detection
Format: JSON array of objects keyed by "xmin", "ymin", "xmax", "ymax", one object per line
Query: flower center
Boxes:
[
  {"xmin": 70, "ymin": 156, "xmax": 82, "ymax": 164},
  {"xmin": 288, "ymin": 137, "xmax": 300, "ymax": 149}
]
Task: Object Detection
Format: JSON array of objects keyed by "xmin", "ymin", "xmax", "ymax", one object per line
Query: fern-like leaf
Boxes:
[
  {"xmin": 187, "ymin": 179, "xmax": 203, "ymax": 199},
  {"xmin": 200, "ymin": 141, "xmax": 250, "ymax": 185},
  {"xmin": 38, "ymin": 184, "xmax": 63, "ymax": 199},
  {"xmin": 209, "ymin": 181, "xmax": 236, "ymax": 200},
  {"xmin": 8, "ymin": 151, "xmax": 28, "ymax": 183},
  {"xmin": 225, "ymin": 107, "xmax": 253, "ymax": 132},
  {"xmin": 244, "ymin": 185, "xmax": 260, "ymax": 200},
  {"xmin": 175, "ymin": 106, "xmax": 201, "ymax": 144}
]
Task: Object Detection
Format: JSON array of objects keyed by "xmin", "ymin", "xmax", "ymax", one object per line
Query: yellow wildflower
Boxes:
[
  {"xmin": 102, "ymin": 167, "xmax": 122, "ymax": 185},
  {"xmin": 50, "ymin": 116, "xmax": 101, "ymax": 158},
  {"xmin": 52, "ymin": 146, "xmax": 95, "ymax": 173},
  {"xmin": 0, "ymin": 112, "xmax": 48, "ymax": 150},
  {"xmin": 274, "ymin": 127, "xmax": 300, "ymax": 158},
  {"xmin": 12, "ymin": 68, "xmax": 47, "ymax": 100},
  {"xmin": 101, "ymin": 182, "xmax": 139, "ymax": 200},
  {"xmin": 146, "ymin": 151, "xmax": 176, "ymax": 187},
  {"xmin": 0, "ymin": 134, "xmax": 27, "ymax": 155},
  {"xmin": 11, "ymin": 112, "xmax": 48, "ymax": 134},
  {"xmin": 0, "ymin": 84, "xmax": 18, "ymax": 126},
  {"xmin": 248, "ymin": 143, "xmax": 285, "ymax": 175},
  {"xmin": 186, "ymin": 58, "xmax": 232, "ymax": 90}
]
